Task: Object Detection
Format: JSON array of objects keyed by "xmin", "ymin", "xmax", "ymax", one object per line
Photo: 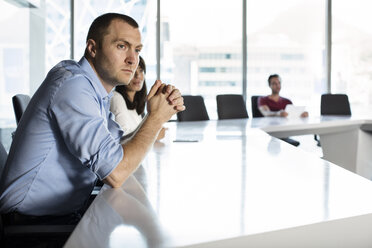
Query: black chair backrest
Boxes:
[
  {"xmin": 216, "ymin": 94, "xmax": 248, "ymax": 120},
  {"xmin": 321, "ymin": 94, "xmax": 351, "ymax": 116},
  {"xmin": 251, "ymin": 95, "xmax": 264, "ymax": 118},
  {"xmin": 0, "ymin": 142, "xmax": 7, "ymax": 180},
  {"xmin": 177, "ymin": 95, "xmax": 209, "ymax": 122},
  {"xmin": 0, "ymin": 142, "xmax": 6, "ymax": 238},
  {"xmin": 12, "ymin": 94, "xmax": 31, "ymax": 125}
]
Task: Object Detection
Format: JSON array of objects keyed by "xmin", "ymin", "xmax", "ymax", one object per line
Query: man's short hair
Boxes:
[
  {"xmin": 268, "ymin": 74, "xmax": 280, "ymax": 86},
  {"xmin": 86, "ymin": 13, "xmax": 139, "ymax": 49}
]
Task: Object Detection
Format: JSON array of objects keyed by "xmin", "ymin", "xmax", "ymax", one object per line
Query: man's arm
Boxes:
[
  {"xmin": 104, "ymin": 81, "xmax": 184, "ymax": 188},
  {"xmin": 258, "ymin": 105, "xmax": 287, "ymax": 117},
  {"xmin": 104, "ymin": 114, "xmax": 163, "ymax": 188}
]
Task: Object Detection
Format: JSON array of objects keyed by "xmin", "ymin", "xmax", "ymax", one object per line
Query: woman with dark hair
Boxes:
[
  {"xmin": 111, "ymin": 56, "xmax": 166, "ymax": 140},
  {"xmin": 111, "ymin": 56, "xmax": 147, "ymax": 134}
]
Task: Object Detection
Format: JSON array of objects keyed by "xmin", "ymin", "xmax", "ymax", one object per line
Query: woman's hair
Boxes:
[{"xmin": 115, "ymin": 56, "xmax": 147, "ymax": 115}]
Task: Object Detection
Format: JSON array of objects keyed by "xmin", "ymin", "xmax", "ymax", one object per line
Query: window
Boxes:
[
  {"xmin": 160, "ymin": 0, "xmax": 242, "ymax": 119},
  {"xmin": 246, "ymin": 0, "xmax": 326, "ymax": 115},
  {"xmin": 46, "ymin": 0, "xmax": 71, "ymax": 71},
  {"xmin": 332, "ymin": 0, "xmax": 372, "ymax": 115},
  {"xmin": 0, "ymin": 1, "xmax": 30, "ymax": 124},
  {"xmin": 0, "ymin": 0, "xmax": 71, "ymax": 126},
  {"xmin": 3, "ymin": 0, "xmax": 368, "ymax": 125}
]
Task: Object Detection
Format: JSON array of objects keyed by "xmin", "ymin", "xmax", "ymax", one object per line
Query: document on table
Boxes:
[{"xmin": 285, "ymin": 104, "xmax": 305, "ymax": 117}]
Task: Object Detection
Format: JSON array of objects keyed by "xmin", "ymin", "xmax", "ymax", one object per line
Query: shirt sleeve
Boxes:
[
  {"xmin": 49, "ymin": 76, "xmax": 123, "ymax": 180},
  {"xmin": 110, "ymin": 92, "xmax": 134, "ymax": 134},
  {"xmin": 258, "ymin": 96, "xmax": 266, "ymax": 107}
]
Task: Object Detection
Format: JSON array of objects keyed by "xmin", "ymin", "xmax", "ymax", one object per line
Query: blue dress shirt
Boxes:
[{"xmin": 0, "ymin": 57, "xmax": 124, "ymax": 216}]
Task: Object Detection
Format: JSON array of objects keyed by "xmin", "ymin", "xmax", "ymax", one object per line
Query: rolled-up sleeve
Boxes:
[{"xmin": 49, "ymin": 76, "xmax": 123, "ymax": 180}]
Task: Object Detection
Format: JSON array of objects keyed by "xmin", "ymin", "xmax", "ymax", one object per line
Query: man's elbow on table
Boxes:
[
  {"xmin": 103, "ymin": 175, "xmax": 123, "ymax": 188},
  {"xmin": 103, "ymin": 159, "xmax": 133, "ymax": 188}
]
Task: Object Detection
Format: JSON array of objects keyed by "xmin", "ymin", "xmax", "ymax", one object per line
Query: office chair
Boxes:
[
  {"xmin": 251, "ymin": 95, "xmax": 264, "ymax": 118},
  {"xmin": 0, "ymin": 141, "xmax": 7, "ymax": 244},
  {"xmin": 216, "ymin": 94, "xmax": 248, "ymax": 120},
  {"xmin": 314, "ymin": 94, "xmax": 352, "ymax": 146},
  {"xmin": 177, "ymin": 95, "xmax": 209, "ymax": 122},
  {"xmin": 12, "ymin": 94, "xmax": 31, "ymax": 125},
  {"xmin": 0, "ymin": 140, "xmax": 76, "ymax": 247},
  {"xmin": 0, "ymin": 142, "xmax": 6, "ymax": 179},
  {"xmin": 251, "ymin": 95, "xmax": 299, "ymax": 147},
  {"xmin": 321, "ymin": 94, "xmax": 351, "ymax": 116}
]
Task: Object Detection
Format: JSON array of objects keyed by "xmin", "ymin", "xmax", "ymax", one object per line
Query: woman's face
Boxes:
[{"xmin": 126, "ymin": 66, "xmax": 145, "ymax": 92}]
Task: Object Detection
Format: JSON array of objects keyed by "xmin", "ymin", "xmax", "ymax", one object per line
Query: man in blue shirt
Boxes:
[{"xmin": 0, "ymin": 13, "xmax": 184, "ymax": 222}]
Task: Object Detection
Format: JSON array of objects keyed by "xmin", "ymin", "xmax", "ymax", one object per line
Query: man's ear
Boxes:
[{"xmin": 86, "ymin": 39, "xmax": 97, "ymax": 58}]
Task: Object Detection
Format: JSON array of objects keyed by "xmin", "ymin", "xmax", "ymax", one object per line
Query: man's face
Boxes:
[
  {"xmin": 93, "ymin": 19, "xmax": 142, "ymax": 88},
  {"xmin": 269, "ymin": 77, "xmax": 281, "ymax": 94}
]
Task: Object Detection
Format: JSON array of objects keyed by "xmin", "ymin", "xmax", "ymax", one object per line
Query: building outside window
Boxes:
[{"xmin": 161, "ymin": 0, "xmax": 243, "ymax": 120}]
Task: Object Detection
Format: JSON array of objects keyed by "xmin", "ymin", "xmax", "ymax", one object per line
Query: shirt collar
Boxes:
[{"xmin": 78, "ymin": 57, "xmax": 113, "ymax": 99}]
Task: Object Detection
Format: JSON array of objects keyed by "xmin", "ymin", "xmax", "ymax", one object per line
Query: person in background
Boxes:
[
  {"xmin": 110, "ymin": 56, "xmax": 166, "ymax": 140},
  {"xmin": 258, "ymin": 74, "xmax": 308, "ymax": 118},
  {"xmin": 0, "ymin": 13, "xmax": 184, "ymax": 226}
]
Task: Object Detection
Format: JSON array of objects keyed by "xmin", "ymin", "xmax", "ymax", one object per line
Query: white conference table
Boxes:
[
  {"xmin": 65, "ymin": 117, "xmax": 372, "ymax": 247},
  {"xmin": 251, "ymin": 115, "xmax": 372, "ymax": 180}
]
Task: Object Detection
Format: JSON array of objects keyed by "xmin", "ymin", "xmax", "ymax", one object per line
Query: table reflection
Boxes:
[{"xmin": 64, "ymin": 175, "xmax": 168, "ymax": 248}]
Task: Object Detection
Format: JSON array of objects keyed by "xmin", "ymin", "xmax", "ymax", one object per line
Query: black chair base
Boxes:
[
  {"xmin": 314, "ymin": 134, "xmax": 321, "ymax": 147},
  {"xmin": 280, "ymin": 137, "xmax": 300, "ymax": 147}
]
